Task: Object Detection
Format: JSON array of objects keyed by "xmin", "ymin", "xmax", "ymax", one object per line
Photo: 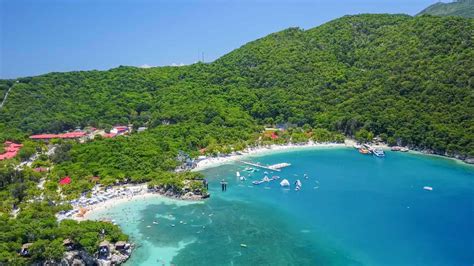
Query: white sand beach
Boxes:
[{"xmin": 192, "ymin": 140, "xmax": 356, "ymax": 171}]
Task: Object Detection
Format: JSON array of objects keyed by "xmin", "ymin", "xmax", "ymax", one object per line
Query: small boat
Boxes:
[
  {"xmin": 262, "ymin": 176, "xmax": 271, "ymax": 182},
  {"xmin": 423, "ymin": 186, "xmax": 433, "ymax": 191},
  {"xmin": 391, "ymin": 146, "xmax": 401, "ymax": 151},
  {"xmin": 359, "ymin": 148, "xmax": 370, "ymax": 154},
  {"xmin": 280, "ymin": 179, "xmax": 290, "ymax": 187},
  {"xmin": 400, "ymin": 147, "xmax": 409, "ymax": 152},
  {"xmin": 304, "ymin": 174, "xmax": 308, "ymax": 179},
  {"xmin": 236, "ymin": 171, "xmax": 240, "ymax": 177},
  {"xmin": 240, "ymin": 176, "xmax": 246, "ymax": 181},
  {"xmin": 243, "ymin": 167, "xmax": 253, "ymax": 172},
  {"xmin": 270, "ymin": 175, "xmax": 280, "ymax": 180},
  {"xmin": 373, "ymin": 149, "xmax": 385, "ymax": 157},
  {"xmin": 295, "ymin": 179, "xmax": 302, "ymax": 191},
  {"xmin": 252, "ymin": 180, "xmax": 264, "ymax": 185}
]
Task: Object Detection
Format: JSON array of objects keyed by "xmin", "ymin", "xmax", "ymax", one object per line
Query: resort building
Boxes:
[{"xmin": 0, "ymin": 141, "xmax": 23, "ymax": 160}]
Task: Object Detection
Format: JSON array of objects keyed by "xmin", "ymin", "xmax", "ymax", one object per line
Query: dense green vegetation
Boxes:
[
  {"xmin": 1, "ymin": 14, "xmax": 472, "ymax": 158},
  {"xmin": 418, "ymin": 0, "xmax": 474, "ymax": 18},
  {"xmin": 0, "ymin": 203, "xmax": 127, "ymax": 264},
  {"xmin": 0, "ymin": 14, "xmax": 472, "ymax": 263}
]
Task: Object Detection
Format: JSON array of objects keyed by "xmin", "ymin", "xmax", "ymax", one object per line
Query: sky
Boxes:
[{"xmin": 0, "ymin": 0, "xmax": 442, "ymax": 79}]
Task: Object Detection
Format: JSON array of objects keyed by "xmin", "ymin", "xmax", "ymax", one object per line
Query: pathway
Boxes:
[{"xmin": 0, "ymin": 85, "xmax": 13, "ymax": 109}]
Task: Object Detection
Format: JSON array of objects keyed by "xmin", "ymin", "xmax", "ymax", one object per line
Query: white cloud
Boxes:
[
  {"xmin": 171, "ymin": 63, "xmax": 186, "ymax": 67},
  {"xmin": 138, "ymin": 64, "xmax": 153, "ymax": 68}
]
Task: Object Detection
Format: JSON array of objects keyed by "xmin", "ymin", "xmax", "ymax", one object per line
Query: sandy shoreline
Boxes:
[
  {"xmin": 192, "ymin": 139, "xmax": 367, "ymax": 171},
  {"xmin": 74, "ymin": 191, "xmax": 159, "ymax": 221}
]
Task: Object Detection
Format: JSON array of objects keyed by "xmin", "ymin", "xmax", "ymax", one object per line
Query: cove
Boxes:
[{"xmin": 89, "ymin": 147, "xmax": 474, "ymax": 265}]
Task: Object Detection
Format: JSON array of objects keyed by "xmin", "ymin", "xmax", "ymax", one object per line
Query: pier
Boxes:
[{"xmin": 239, "ymin": 161, "xmax": 291, "ymax": 172}]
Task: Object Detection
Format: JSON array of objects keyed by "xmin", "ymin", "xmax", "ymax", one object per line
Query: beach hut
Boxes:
[
  {"xmin": 59, "ymin": 176, "xmax": 71, "ymax": 185},
  {"xmin": 20, "ymin": 243, "xmax": 33, "ymax": 256}
]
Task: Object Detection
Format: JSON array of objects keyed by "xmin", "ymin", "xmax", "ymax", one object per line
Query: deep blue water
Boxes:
[{"xmin": 90, "ymin": 148, "xmax": 474, "ymax": 265}]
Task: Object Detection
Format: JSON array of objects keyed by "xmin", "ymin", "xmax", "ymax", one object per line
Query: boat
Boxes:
[
  {"xmin": 239, "ymin": 176, "xmax": 246, "ymax": 181},
  {"xmin": 391, "ymin": 146, "xmax": 401, "ymax": 151},
  {"xmin": 270, "ymin": 175, "xmax": 280, "ymax": 180},
  {"xmin": 400, "ymin": 147, "xmax": 409, "ymax": 152},
  {"xmin": 423, "ymin": 186, "xmax": 433, "ymax": 191},
  {"xmin": 359, "ymin": 148, "xmax": 370, "ymax": 154},
  {"xmin": 304, "ymin": 173, "xmax": 308, "ymax": 179},
  {"xmin": 295, "ymin": 179, "xmax": 302, "ymax": 191},
  {"xmin": 243, "ymin": 167, "xmax": 253, "ymax": 172},
  {"xmin": 262, "ymin": 176, "xmax": 271, "ymax": 182},
  {"xmin": 280, "ymin": 179, "xmax": 290, "ymax": 187},
  {"xmin": 373, "ymin": 149, "xmax": 385, "ymax": 157},
  {"xmin": 252, "ymin": 180, "xmax": 264, "ymax": 185},
  {"xmin": 236, "ymin": 171, "xmax": 240, "ymax": 177}
]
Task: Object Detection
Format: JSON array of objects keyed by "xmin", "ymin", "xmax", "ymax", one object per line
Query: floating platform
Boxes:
[{"xmin": 239, "ymin": 161, "xmax": 291, "ymax": 172}]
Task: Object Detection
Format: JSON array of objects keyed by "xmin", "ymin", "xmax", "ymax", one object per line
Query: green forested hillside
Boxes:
[
  {"xmin": 418, "ymin": 0, "xmax": 474, "ymax": 18},
  {"xmin": 0, "ymin": 14, "xmax": 473, "ymax": 158}
]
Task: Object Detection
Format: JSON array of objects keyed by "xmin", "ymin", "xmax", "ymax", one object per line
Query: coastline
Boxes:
[
  {"xmin": 192, "ymin": 139, "xmax": 369, "ymax": 171},
  {"xmin": 71, "ymin": 139, "xmax": 472, "ymax": 222},
  {"xmin": 69, "ymin": 185, "xmax": 202, "ymax": 222}
]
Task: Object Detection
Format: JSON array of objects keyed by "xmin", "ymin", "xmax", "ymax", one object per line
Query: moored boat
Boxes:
[
  {"xmin": 359, "ymin": 148, "xmax": 370, "ymax": 154},
  {"xmin": 373, "ymin": 148, "xmax": 385, "ymax": 157},
  {"xmin": 400, "ymin": 147, "xmax": 409, "ymax": 152},
  {"xmin": 391, "ymin": 146, "xmax": 401, "ymax": 151}
]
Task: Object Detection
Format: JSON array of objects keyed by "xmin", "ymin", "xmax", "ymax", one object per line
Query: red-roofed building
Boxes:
[
  {"xmin": 271, "ymin": 132, "xmax": 279, "ymax": 140},
  {"xmin": 59, "ymin": 176, "xmax": 71, "ymax": 185},
  {"xmin": 30, "ymin": 132, "xmax": 86, "ymax": 141},
  {"xmin": 33, "ymin": 167, "xmax": 48, "ymax": 173},
  {"xmin": 111, "ymin": 126, "xmax": 129, "ymax": 134},
  {"xmin": 0, "ymin": 141, "xmax": 23, "ymax": 160},
  {"xmin": 103, "ymin": 133, "xmax": 116, "ymax": 138}
]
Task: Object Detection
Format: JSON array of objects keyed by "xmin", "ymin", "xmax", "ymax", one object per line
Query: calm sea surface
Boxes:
[{"xmin": 89, "ymin": 147, "xmax": 474, "ymax": 266}]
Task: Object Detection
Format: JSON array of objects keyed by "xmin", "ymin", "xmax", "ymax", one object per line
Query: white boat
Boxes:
[
  {"xmin": 271, "ymin": 175, "xmax": 280, "ymax": 180},
  {"xmin": 400, "ymin": 147, "xmax": 409, "ymax": 152},
  {"xmin": 373, "ymin": 149, "xmax": 385, "ymax": 157},
  {"xmin": 295, "ymin": 179, "xmax": 302, "ymax": 191},
  {"xmin": 423, "ymin": 186, "xmax": 433, "ymax": 191},
  {"xmin": 239, "ymin": 176, "xmax": 246, "ymax": 181},
  {"xmin": 236, "ymin": 171, "xmax": 240, "ymax": 177},
  {"xmin": 280, "ymin": 179, "xmax": 290, "ymax": 187}
]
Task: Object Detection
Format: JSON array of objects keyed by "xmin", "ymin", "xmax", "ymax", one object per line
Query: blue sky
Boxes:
[{"xmin": 1, "ymin": 0, "xmax": 440, "ymax": 78}]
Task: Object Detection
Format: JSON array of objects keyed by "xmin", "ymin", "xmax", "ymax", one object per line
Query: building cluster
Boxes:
[{"xmin": 29, "ymin": 125, "xmax": 143, "ymax": 142}]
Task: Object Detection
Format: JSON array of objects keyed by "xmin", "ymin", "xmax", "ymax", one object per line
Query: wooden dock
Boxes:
[{"xmin": 239, "ymin": 161, "xmax": 291, "ymax": 172}]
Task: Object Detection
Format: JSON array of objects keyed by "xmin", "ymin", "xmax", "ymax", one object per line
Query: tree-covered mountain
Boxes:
[
  {"xmin": 418, "ymin": 0, "xmax": 474, "ymax": 18},
  {"xmin": 0, "ymin": 14, "xmax": 473, "ymax": 159}
]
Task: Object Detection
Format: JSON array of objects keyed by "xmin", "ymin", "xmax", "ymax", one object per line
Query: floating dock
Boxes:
[{"xmin": 239, "ymin": 161, "xmax": 291, "ymax": 172}]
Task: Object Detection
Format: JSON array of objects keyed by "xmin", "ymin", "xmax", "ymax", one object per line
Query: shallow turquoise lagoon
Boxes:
[{"xmin": 89, "ymin": 148, "xmax": 474, "ymax": 265}]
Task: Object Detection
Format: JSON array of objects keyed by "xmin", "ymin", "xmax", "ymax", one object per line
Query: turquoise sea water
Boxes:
[{"xmin": 89, "ymin": 148, "xmax": 474, "ymax": 265}]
